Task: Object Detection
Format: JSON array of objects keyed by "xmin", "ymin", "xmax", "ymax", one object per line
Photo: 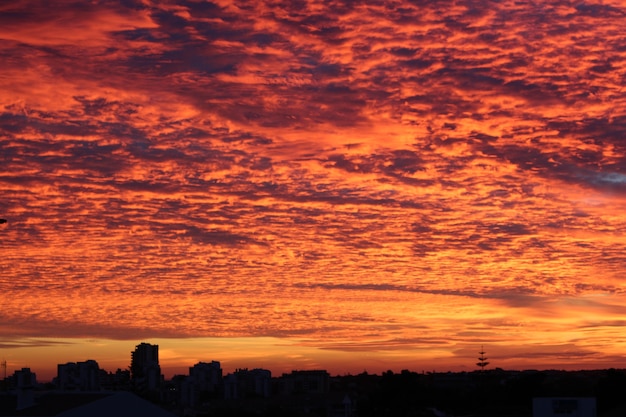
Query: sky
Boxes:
[{"xmin": 2, "ymin": 0, "xmax": 626, "ymax": 382}]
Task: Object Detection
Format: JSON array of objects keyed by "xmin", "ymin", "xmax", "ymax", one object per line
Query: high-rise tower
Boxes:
[{"xmin": 130, "ymin": 342, "xmax": 162, "ymax": 393}]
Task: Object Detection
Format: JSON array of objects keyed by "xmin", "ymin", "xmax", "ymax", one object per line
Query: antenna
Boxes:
[{"xmin": 1, "ymin": 359, "xmax": 6, "ymax": 391}]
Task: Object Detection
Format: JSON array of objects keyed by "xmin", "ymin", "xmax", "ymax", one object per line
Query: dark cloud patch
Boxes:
[
  {"xmin": 548, "ymin": 116, "xmax": 626, "ymax": 147},
  {"xmin": 588, "ymin": 61, "xmax": 616, "ymax": 74},
  {"xmin": 486, "ymin": 223, "xmax": 533, "ymax": 236},
  {"xmin": 243, "ymin": 156, "xmax": 273, "ymax": 171},
  {"xmin": 389, "ymin": 47, "xmax": 419, "ymax": 57},
  {"xmin": 388, "ymin": 150, "xmax": 425, "ymax": 174},
  {"xmin": 483, "ymin": 141, "xmax": 626, "ymax": 193},
  {"xmin": 434, "ymin": 66, "xmax": 504, "ymax": 89},
  {"xmin": 150, "ymin": 9, "xmax": 195, "ymax": 36},
  {"xmin": 503, "ymin": 79, "xmax": 565, "ymax": 105},
  {"xmin": 220, "ymin": 131, "xmax": 274, "ymax": 146},
  {"xmin": 327, "ymin": 154, "xmax": 372, "ymax": 173},
  {"xmin": 578, "ymin": 170, "xmax": 626, "ymax": 192},
  {"xmin": 470, "ymin": 132, "xmax": 498, "ymax": 143},
  {"xmin": 67, "ymin": 140, "xmax": 123, "ymax": 159},
  {"xmin": 326, "ymin": 150, "xmax": 432, "ymax": 186},
  {"xmin": 180, "ymin": 0, "xmax": 222, "ymax": 18},
  {"xmin": 402, "ymin": 58, "xmax": 434, "ymax": 70},
  {"xmin": 575, "ymin": 3, "xmax": 625, "ymax": 17},
  {"xmin": 282, "ymin": 189, "xmax": 400, "ymax": 209},
  {"xmin": 14, "ymin": 116, "xmax": 102, "ymax": 138},
  {"xmin": 578, "ymin": 320, "xmax": 626, "ymax": 329},
  {"xmin": 117, "ymin": 46, "xmax": 239, "ymax": 77},
  {"xmin": 0, "ymin": 112, "xmax": 28, "ymax": 133},
  {"xmin": 495, "ymin": 346, "xmax": 598, "ymax": 361},
  {"xmin": 114, "ymin": 27, "xmax": 163, "ymax": 43},
  {"xmin": 0, "ymin": 1, "xmax": 100, "ymax": 26},
  {"xmin": 167, "ymin": 44, "xmax": 241, "ymax": 74},
  {"xmin": 0, "ymin": 316, "xmax": 195, "ymax": 339},
  {"xmin": 411, "ymin": 221, "xmax": 433, "ymax": 234},
  {"xmin": 125, "ymin": 145, "xmax": 188, "ymax": 164},
  {"xmin": 349, "ymin": 239, "xmax": 383, "ymax": 249},
  {"xmin": 313, "ymin": 63, "xmax": 347, "ymax": 77},
  {"xmin": 113, "ymin": 179, "xmax": 179, "ymax": 193},
  {"xmin": 1, "ymin": 138, "xmax": 127, "ymax": 180},
  {"xmin": 73, "ymin": 96, "xmax": 140, "ymax": 118},
  {"xmin": 318, "ymin": 337, "xmax": 452, "ymax": 351},
  {"xmin": 184, "ymin": 227, "xmax": 258, "ymax": 246},
  {"xmin": 293, "ymin": 282, "xmax": 544, "ymax": 305},
  {"xmin": 0, "ymin": 338, "xmax": 73, "ymax": 349}
]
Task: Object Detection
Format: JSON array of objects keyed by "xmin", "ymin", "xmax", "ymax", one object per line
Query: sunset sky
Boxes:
[{"xmin": 2, "ymin": 0, "xmax": 626, "ymax": 381}]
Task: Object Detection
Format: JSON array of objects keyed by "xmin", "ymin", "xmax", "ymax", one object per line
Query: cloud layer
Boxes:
[{"xmin": 2, "ymin": 0, "xmax": 626, "ymax": 374}]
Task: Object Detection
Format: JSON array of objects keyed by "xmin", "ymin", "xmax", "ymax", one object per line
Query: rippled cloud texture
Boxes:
[{"xmin": 2, "ymin": 0, "xmax": 626, "ymax": 377}]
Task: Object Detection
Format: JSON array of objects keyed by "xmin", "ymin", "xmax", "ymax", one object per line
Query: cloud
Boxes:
[
  {"xmin": 0, "ymin": 337, "xmax": 74, "ymax": 349},
  {"xmin": 2, "ymin": 0, "xmax": 626, "ymax": 373}
]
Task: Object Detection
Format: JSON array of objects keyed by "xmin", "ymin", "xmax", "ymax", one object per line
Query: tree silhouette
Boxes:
[{"xmin": 477, "ymin": 346, "xmax": 489, "ymax": 371}]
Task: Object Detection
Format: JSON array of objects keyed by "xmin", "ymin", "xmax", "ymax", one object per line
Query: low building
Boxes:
[
  {"xmin": 179, "ymin": 361, "xmax": 223, "ymax": 408},
  {"xmin": 57, "ymin": 360, "xmax": 101, "ymax": 391},
  {"xmin": 533, "ymin": 397, "xmax": 596, "ymax": 417},
  {"xmin": 278, "ymin": 370, "xmax": 330, "ymax": 395},
  {"xmin": 224, "ymin": 368, "xmax": 271, "ymax": 400}
]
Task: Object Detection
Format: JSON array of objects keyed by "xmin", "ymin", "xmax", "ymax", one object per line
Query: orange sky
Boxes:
[{"xmin": 2, "ymin": 0, "xmax": 626, "ymax": 382}]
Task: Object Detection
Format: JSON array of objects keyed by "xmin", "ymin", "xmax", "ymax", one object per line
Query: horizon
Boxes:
[
  {"xmin": 3, "ymin": 338, "xmax": 625, "ymax": 383},
  {"xmin": 3, "ymin": 0, "xmax": 626, "ymax": 380}
]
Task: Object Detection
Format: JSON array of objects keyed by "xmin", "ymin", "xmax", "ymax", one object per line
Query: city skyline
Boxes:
[
  {"xmin": 5, "ymin": 342, "xmax": 624, "ymax": 417},
  {"xmin": 3, "ymin": 340, "xmax": 616, "ymax": 385},
  {"xmin": 2, "ymin": 338, "xmax": 497, "ymax": 383},
  {"xmin": 2, "ymin": 0, "xmax": 626, "ymax": 379}
]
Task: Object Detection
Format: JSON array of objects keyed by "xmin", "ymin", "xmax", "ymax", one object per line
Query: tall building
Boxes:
[
  {"xmin": 130, "ymin": 342, "xmax": 162, "ymax": 393},
  {"xmin": 14, "ymin": 368, "xmax": 36, "ymax": 411}
]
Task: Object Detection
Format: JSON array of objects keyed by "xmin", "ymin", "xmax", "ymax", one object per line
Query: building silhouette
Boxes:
[
  {"xmin": 224, "ymin": 368, "xmax": 272, "ymax": 400},
  {"xmin": 279, "ymin": 370, "xmax": 330, "ymax": 395},
  {"xmin": 130, "ymin": 342, "xmax": 162, "ymax": 394},
  {"xmin": 179, "ymin": 361, "xmax": 223, "ymax": 408},
  {"xmin": 57, "ymin": 360, "xmax": 101, "ymax": 391},
  {"xmin": 14, "ymin": 368, "xmax": 36, "ymax": 411},
  {"xmin": 5, "ymin": 340, "xmax": 626, "ymax": 417},
  {"xmin": 533, "ymin": 397, "xmax": 597, "ymax": 417}
]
